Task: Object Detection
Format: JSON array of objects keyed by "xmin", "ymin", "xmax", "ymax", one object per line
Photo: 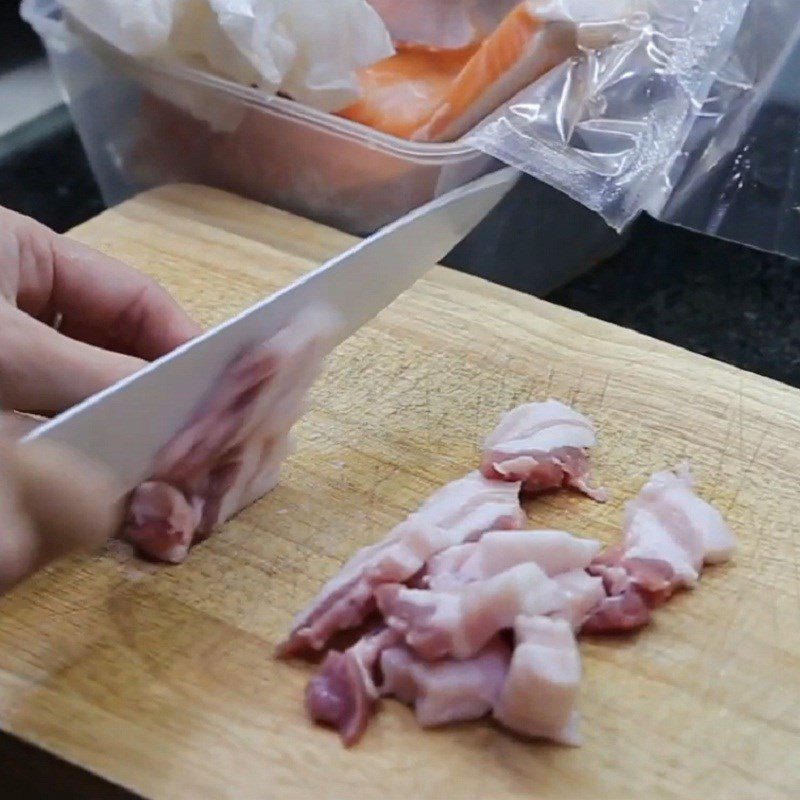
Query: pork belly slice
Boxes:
[
  {"xmin": 622, "ymin": 463, "xmax": 736, "ymax": 590},
  {"xmin": 551, "ymin": 570, "xmax": 606, "ymax": 631},
  {"xmin": 583, "ymin": 546, "xmax": 673, "ymax": 634},
  {"xmin": 580, "ymin": 583, "xmax": 652, "ymax": 634},
  {"xmin": 305, "ymin": 627, "xmax": 400, "ymax": 746},
  {"xmin": 480, "ymin": 400, "xmax": 607, "ymax": 501},
  {"xmin": 493, "ymin": 616, "xmax": 582, "ymax": 746},
  {"xmin": 414, "ymin": 526, "xmax": 605, "ymax": 632},
  {"xmin": 123, "ymin": 306, "xmax": 336, "ymax": 564},
  {"xmin": 583, "ymin": 464, "xmax": 736, "ymax": 633},
  {"xmin": 376, "ymin": 562, "xmax": 566, "ymax": 660},
  {"xmin": 277, "ymin": 472, "xmax": 524, "ymax": 657},
  {"xmin": 426, "ymin": 529, "xmax": 601, "ymax": 590},
  {"xmin": 380, "ymin": 637, "xmax": 511, "ymax": 728}
]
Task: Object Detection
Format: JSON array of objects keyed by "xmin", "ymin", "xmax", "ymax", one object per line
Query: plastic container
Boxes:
[
  {"xmin": 23, "ymin": 0, "xmax": 500, "ymax": 235},
  {"xmin": 23, "ymin": 0, "xmax": 628, "ymax": 291}
]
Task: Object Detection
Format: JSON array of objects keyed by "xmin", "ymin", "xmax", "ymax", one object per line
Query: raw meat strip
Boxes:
[
  {"xmin": 583, "ymin": 545, "xmax": 676, "ymax": 633},
  {"xmin": 413, "ymin": 471, "xmax": 525, "ymax": 544},
  {"xmin": 623, "ymin": 463, "xmax": 736, "ymax": 590},
  {"xmin": 123, "ymin": 306, "xmax": 336, "ymax": 563},
  {"xmin": 277, "ymin": 471, "xmax": 524, "ymax": 656},
  {"xmin": 380, "ymin": 637, "xmax": 511, "ymax": 727},
  {"xmin": 420, "ymin": 531, "xmax": 613, "ymax": 632},
  {"xmin": 376, "ymin": 562, "xmax": 566, "ymax": 660},
  {"xmin": 480, "ymin": 400, "xmax": 607, "ymax": 501},
  {"xmin": 493, "ymin": 616, "xmax": 582, "ymax": 745},
  {"xmin": 580, "ymin": 582, "xmax": 652, "ymax": 634},
  {"xmin": 305, "ymin": 627, "xmax": 400, "ymax": 746},
  {"xmin": 551, "ymin": 570, "xmax": 606, "ymax": 631},
  {"xmin": 583, "ymin": 465, "xmax": 736, "ymax": 633},
  {"xmin": 598, "ymin": 546, "xmax": 676, "ymax": 603},
  {"xmin": 426, "ymin": 529, "xmax": 601, "ymax": 589},
  {"xmin": 423, "ymin": 543, "xmax": 475, "ymax": 585}
]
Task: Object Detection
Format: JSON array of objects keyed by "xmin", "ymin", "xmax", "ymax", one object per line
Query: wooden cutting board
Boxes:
[{"xmin": 1, "ymin": 185, "xmax": 798, "ymax": 800}]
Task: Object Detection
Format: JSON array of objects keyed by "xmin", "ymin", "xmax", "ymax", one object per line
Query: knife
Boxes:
[{"xmin": 24, "ymin": 167, "xmax": 520, "ymax": 492}]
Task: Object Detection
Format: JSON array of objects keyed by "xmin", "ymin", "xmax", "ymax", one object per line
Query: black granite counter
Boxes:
[{"xmin": 2, "ymin": 118, "xmax": 799, "ymax": 389}]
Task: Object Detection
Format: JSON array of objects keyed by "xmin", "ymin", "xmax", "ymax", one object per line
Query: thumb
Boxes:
[
  {"xmin": 0, "ymin": 425, "xmax": 122, "ymax": 594},
  {"xmin": 0, "ymin": 303, "xmax": 146, "ymax": 414},
  {"xmin": 14, "ymin": 438, "xmax": 123, "ymax": 566}
]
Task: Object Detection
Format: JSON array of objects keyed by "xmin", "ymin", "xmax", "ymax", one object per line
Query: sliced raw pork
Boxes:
[
  {"xmin": 493, "ymin": 615, "xmax": 582, "ymax": 745},
  {"xmin": 288, "ymin": 395, "xmax": 735, "ymax": 748},
  {"xmin": 583, "ymin": 464, "xmax": 736, "ymax": 633},
  {"xmin": 422, "ymin": 529, "xmax": 607, "ymax": 632},
  {"xmin": 277, "ymin": 471, "xmax": 524, "ymax": 656},
  {"xmin": 480, "ymin": 400, "xmax": 607, "ymax": 501},
  {"xmin": 380, "ymin": 637, "xmax": 511, "ymax": 727},
  {"xmin": 426, "ymin": 528, "xmax": 601, "ymax": 589},
  {"xmin": 551, "ymin": 570, "xmax": 606, "ymax": 631},
  {"xmin": 624, "ymin": 463, "xmax": 736, "ymax": 576},
  {"xmin": 376, "ymin": 562, "xmax": 566, "ymax": 660},
  {"xmin": 123, "ymin": 306, "xmax": 336, "ymax": 563},
  {"xmin": 305, "ymin": 627, "xmax": 400, "ymax": 745}
]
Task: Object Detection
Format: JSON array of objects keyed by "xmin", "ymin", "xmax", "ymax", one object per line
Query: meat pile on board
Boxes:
[
  {"xmin": 278, "ymin": 400, "xmax": 736, "ymax": 746},
  {"xmin": 115, "ymin": 311, "xmax": 735, "ymax": 748}
]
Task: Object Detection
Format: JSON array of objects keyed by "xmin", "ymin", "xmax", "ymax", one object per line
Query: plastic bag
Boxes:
[
  {"xmin": 465, "ymin": 0, "xmax": 753, "ymax": 230},
  {"xmin": 57, "ymin": 0, "xmax": 393, "ymax": 112},
  {"xmin": 657, "ymin": 0, "xmax": 800, "ymax": 258}
]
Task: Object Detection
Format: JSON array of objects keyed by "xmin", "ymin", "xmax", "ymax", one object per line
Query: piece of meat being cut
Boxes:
[
  {"xmin": 426, "ymin": 529, "xmax": 601, "ymax": 590},
  {"xmin": 123, "ymin": 306, "xmax": 337, "ymax": 563},
  {"xmin": 493, "ymin": 615, "xmax": 582, "ymax": 745},
  {"xmin": 583, "ymin": 464, "xmax": 736, "ymax": 633},
  {"xmin": 380, "ymin": 636, "xmax": 511, "ymax": 727},
  {"xmin": 376, "ymin": 562, "xmax": 566, "ymax": 660},
  {"xmin": 480, "ymin": 400, "xmax": 607, "ymax": 501},
  {"xmin": 305, "ymin": 626, "xmax": 400, "ymax": 746},
  {"xmin": 277, "ymin": 471, "xmax": 524, "ymax": 657}
]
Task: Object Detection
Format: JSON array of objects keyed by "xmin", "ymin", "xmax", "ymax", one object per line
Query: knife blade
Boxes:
[{"xmin": 24, "ymin": 167, "xmax": 519, "ymax": 492}]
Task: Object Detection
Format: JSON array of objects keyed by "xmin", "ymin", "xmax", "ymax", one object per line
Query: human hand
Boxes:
[
  {"xmin": 0, "ymin": 206, "xmax": 200, "ymax": 414},
  {"xmin": 0, "ymin": 207, "xmax": 200, "ymax": 591},
  {"xmin": 0, "ymin": 418, "xmax": 122, "ymax": 593}
]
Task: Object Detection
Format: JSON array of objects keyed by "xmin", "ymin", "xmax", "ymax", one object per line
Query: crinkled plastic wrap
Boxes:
[
  {"xmin": 658, "ymin": 0, "xmax": 800, "ymax": 258},
  {"xmin": 466, "ymin": 0, "xmax": 753, "ymax": 230}
]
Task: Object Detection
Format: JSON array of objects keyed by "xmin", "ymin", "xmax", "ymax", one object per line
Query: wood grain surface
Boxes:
[{"xmin": 1, "ymin": 185, "xmax": 798, "ymax": 800}]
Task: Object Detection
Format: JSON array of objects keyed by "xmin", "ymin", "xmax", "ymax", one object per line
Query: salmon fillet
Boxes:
[
  {"xmin": 340, "ymin": 2, "xmax": 577, "ymax": 142},
  {"xmin": 339, "ymin": 45, "xmax": 478, "ymax": 140}
]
